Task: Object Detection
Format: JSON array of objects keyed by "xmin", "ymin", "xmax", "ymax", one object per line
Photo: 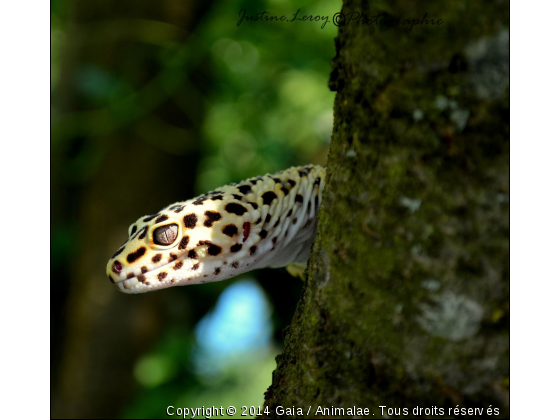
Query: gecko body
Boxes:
[{"xmin": 106, "ymin": 165, "xmax": 325, "ymax": 294}]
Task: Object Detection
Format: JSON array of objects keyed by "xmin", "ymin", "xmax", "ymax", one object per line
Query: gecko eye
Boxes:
[{"xmin": 153, "ymin": 224, "xmax": 179, "ymax": 246}]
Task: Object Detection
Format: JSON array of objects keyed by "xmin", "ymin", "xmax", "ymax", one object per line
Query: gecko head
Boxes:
[
  {"xmin": 106, "ymin": 165, "xmax": 324, "ymax": 294},
  {"xmin": 106, "ymin": 197, "xmax": 258, "ymax": 294}
]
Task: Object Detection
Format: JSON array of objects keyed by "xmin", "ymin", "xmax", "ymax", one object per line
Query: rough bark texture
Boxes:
[{"xmin": 264, "ymin": 0, "xmax": 509, "ymax": 418}]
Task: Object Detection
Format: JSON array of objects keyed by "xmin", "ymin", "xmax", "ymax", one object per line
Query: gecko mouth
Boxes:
[{"xmin": 112, "ymin": 254, "xmax": 192, "ymax": 292}]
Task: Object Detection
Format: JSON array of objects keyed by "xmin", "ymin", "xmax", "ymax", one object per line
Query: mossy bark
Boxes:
[{"xmin": 264, "ymin": 1, "xmax": 509, "ymax": 418}]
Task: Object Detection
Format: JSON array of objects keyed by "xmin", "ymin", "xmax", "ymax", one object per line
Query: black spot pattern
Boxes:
[
  {"xmin": 256, "ymin": 217, "xmax": 262, "ymax": 224},
  {"xmin": 281, "ymin": 187, "xmax": 289, "ymax": 195},
  {"xmin": 141, "ymin": 266, "xmax": 148, "ymax": 273},
  {"xmin": 274, "ymin": 220, "xmax": 280, "ymax": 228},
  {"xmin": 197, "ymin": 240, "xmax": 222, "ymax": 256},
  {"xmin": 127, "ymin": 273, "xmax": 134, "ymax": 279},
  {"xmin": 272, "ymin": 237, "xmax": 277, "ymax": 244},
  {"xmin": 184, "ymin": 213, "xmax": 198, "ymax": 229},
  {"xmin": 265, "ymin": 214, "xmax": 271, "ymax": 223},
  {"xmin": 127, "ymin": 247, "xmax": 146, "ymax": 263},
  {"xmin": 169, "ymin": 253, "xmax": 177, "ymax": 261},
  {"xmin": 259, "ymin": 230, "xmax": 268, "ymax": 239},
  {"xmin": 211, "ymin": 195, "xmax": 223, "ymax": 201},
  {"xmin": 193, "ymin": 197, "xmax": 206, "ymax": 206},
  {"xmin": 155, "ymin": 215, "xmax": 169, "ymax": 224},
  {"xmin": 204, "ymin": 211, "xmax": 222, "ymax": 227},
  {"xmin": 225, "ymin": 203, "xmax": 248, "ymax": 215},
  {"xmin": 173, "ymin": 261, "xmax": 183, "ymax": 270},
  {"xmin": 169, "ymin": 204, "xmax": 185, "ymax": 213},
  {"xmin": 232, "ymin": 194, "xmax": 242, "ymax": 200},
  {"xmin": 293, "ymin": 217, "xmax": 298, "ymax": 224},
  {"xmin": 231, "ymin": 261, "xmax": 239, "ymax": 268},
  {"xmin": 238, "ymin": 185, "xmax": 252, "ymax": 194},
  {"xmin": 143, "ymin": 214, "xmax": 159, "ymax": 222},
  {"xmin": 222, "ymin": 224, "xmax": 238, "ymax": 237},
  {"xmin": 192, "ymin": 263, "xmax": 200, "ymax": 270},
  {"xmin": 250, "ymin": 246, "xmax": 257, "ymax": 256},
  {"xmin": 273, "ymin": 178, "xmax": 282, "ymax": 184},
  {"xmin": 295, "ymin": 195, "xmax": 303, "ymax": 203},
  {"xmin": 287, "ymin": 210, "xmax": 293, "ymax": 217},
  {"xmin": 158, "ymin": 272, "xmax": 167, "ymax": 281},
  {"xmin": 214, "ymin": 268, "xmax": 221, "ymax": 275},
  {"xmin": 262, "ymin": 192, "xmax": 277, "ymax": 206},
  {"xmin": 249, "ymin": 202, "xmax": 258, "ymax": 209},
  {"xmin": 188, "ymin": 250, "xmax": 198, "ymax": 259},
  {"xmin": 315, "ymin": 195, "xmax": 319, "ymax": 208},
  {"xmin": 288, "ymin": 180, "xmax": 296, "ymax": 187},
  {"xmin": 230, "ymin": 243, "xmax": 242, "ymax": 252},
  {"xmin": 138, "ymin": 274, "xmax": 147, "ymax": 283},
  {"xmin": 250, "ymin": 180, "xmax": 257, "ymax": 185},
  {"xmin": 178, "ymin": 236, "xmax": 189, "ymax": 250},
  {"xmin": 130, "ymin": 225, "xmax": 137, "ymax": 236},
  {"xmin": 314, "ymin": 177, "xmax": 321, "ymax": 186},
  {"xmin": 152, "ymin": 254, "xmax": 162, "ymax": 263},
  {"xmin": 112, "ymin": 247, "xmax": 125, "ymax": 259},
  {"xmin": 138, "ymin": 226, "xmax": 148, "ymax": 240}
]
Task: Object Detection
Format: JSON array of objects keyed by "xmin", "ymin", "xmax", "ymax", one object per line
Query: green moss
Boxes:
[{"xmin": 264, "ymin": 0, "xmax": 509, "ymax": 418}]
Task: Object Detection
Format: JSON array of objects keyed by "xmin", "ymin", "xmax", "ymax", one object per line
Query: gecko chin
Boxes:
[
  {"xmin": 115, "ymin": 275, "xmax": 184, "ymax": 294},
  {"xmin": 107, "ymin": 254, "xmax": 199, "ymax": 294},
  {"xmin": 111, "ymin": 259, "xmax": 204, "ymax": 294},
  {"xmin": 109, "ymin": 249, "xmax": 267, "ymax": 294}
]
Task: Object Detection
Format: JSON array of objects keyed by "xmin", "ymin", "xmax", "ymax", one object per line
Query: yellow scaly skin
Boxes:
[{"xmin": 106, "ymin": 165, "xmax": 326, "ymax": 294}]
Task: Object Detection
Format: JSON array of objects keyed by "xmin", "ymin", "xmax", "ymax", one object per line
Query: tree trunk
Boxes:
[{"xmin": 264, "ymin": 1, "xmax": 509, "ymax": 418}]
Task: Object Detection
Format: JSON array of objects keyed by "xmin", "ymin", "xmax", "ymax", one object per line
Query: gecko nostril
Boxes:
[{"xmin": 114, "ymin": 261, "xmax": 123, "ymax": 273}]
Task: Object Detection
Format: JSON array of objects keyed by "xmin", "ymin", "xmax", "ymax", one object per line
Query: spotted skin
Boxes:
[{"xmin": 106, "ymin": 165, "xmax": 326, "ymax": 294}]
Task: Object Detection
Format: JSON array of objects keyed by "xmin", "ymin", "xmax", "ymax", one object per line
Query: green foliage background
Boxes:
[{"xmin": 51, "ymin": 0, "xmax": 340, "ymax": 418}]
